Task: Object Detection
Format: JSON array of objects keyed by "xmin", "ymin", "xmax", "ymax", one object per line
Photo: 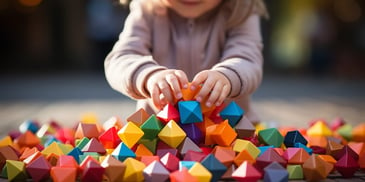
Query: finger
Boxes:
[
  {"xmin": 174, "ymin": 70, "xmax": 189, "ymax": 89},
  {"xmin": 195, "ymin": 77, "xmax": 215, "ymax": 102},
  {"xmin": 216, "ymin": 83, "xmax": 230, "ymax": 106},
  {"xmin": 191, "ymin": 71, "xmax": 208, "ymax": 91},
  {"xmin": 158, "ymin": 80, "xmax": 174, "ymax": 104},
  {"xmin": 166, "ymin": 74, "xmax": 182, "ymax": 100},
  {"xmin": 206, "ymin": 81, "xmax": 224, "ymax": 107},
  {"xmin": 150, "ymin": 85, "xmax": 162, "ymax": 109}
]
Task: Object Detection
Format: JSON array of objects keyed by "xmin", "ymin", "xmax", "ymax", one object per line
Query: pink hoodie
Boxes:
[{"xmin": 105, "ymin": 0, "xmax": 263, "ymax": 123}]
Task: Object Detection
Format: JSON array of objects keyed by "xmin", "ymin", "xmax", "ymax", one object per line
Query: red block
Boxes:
[
  {"xmin": 160, "ymin": 152, "xmax": 180, "ymax": 172},
  {"xmin": 157, "ymin": 104, "xmax": 180, "ymax": 124},
  {"xmin": 26, "ymin": 155, "xmax": 51, "ymax": 182},
  {"xmin": 335, "ymin": 153, "xmax": 360, "ymax": 178},
  {"xmin": 170, "ymin": 167, "xmax": 197, "ymax": 182},
  {"xmin": 98, "ymin": 127, "xmax": 121, "ymax": 149},
  {"xmin": 232, "ymin": 161, "xmax": 262, "ymax": 182}
]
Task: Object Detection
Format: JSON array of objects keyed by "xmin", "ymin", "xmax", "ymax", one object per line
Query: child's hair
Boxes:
[{"xmin": 119, "ymin": 0, "xmax": 268, "ymax": 28}]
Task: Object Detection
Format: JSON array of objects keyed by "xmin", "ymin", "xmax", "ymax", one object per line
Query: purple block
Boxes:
[{"xmin": 180, "ymin": 123, "xmax": 203, "ymax": 145}]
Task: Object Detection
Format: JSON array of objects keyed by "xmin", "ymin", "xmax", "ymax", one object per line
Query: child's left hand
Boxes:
[{"xmin": 191, "ymin": 70, "xmax": 231, "ymax": 107}]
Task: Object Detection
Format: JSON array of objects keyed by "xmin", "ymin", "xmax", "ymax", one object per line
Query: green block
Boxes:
[
  {"xmin": 6, "ymin": 160, "xmax": 28, "ymax": 182},
  {"xmin": 1, "ymin": 165, "xmax": 7, "ymax": 178},
  {"xmin": 140, "ymin": 114, "xmax": 163, "ymax": 140},
  {"xmin": 138, "ymin": 138, "xmax": 158, "ymax": 154},
  {"xmin": 76, "ymin": 137, "xmax": 90, "ymax": 149},
  {"xmin": 337, "ymin": 124, "xmax": 353, "ymax": 141},
  {"xmin": 258, "ymin": 128, "xmax": 283, "ymax": 148},
  {"xmin": 79, "ymin": 152, "xmax": 100, "ymax": 163},
  {"xmin": 287, "ymin": 165, "xmax": 304, "ymax": 180}
]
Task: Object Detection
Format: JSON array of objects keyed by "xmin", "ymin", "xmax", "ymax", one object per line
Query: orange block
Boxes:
[
  {"xmin": 50, "ymin": 166, "xmax": 77, "ymax": 182},
  {"xmin": 307, "ymin": 136, "xmax": 328, "ymax": 148},
  {"xmin": 348, "ymin": 142, "xmax": 365, "ymax": 155},
  {"xmin": 16, "ymin": 131, "xmax": 40, "ymax": 148},
  {"xmin": 205, "ymin": 124, "xmax": 218, "ymax": 145},
  {"xmin": 211, "ymin": 120, "xmax": 237, "ymax": 146},
  {"xmin": 195, "ymin": 116, "xmax": 215, "ymax": 135},
  {"xmin": 233, "ymin": 149, "xmax": 255, "ymax": 166},
  {"xmin": 181, "ymin": 82, "xmax": 201, "ymax": 101},
  {"xmin": 212, "ymin": 146, "xmax": 235, "ymax": 167},
  {"xmin": 135, "ymin": 144, "xmax": 153, "ymax": 160},
  {"xmin": 352, "ymin": 123, "xmax": 365, "ymax": 142}
]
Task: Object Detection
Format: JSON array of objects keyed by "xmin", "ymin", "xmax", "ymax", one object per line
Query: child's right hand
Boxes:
[{"xmin": 145, "ymin": 69, "xmax": 189, "ymax": 109}]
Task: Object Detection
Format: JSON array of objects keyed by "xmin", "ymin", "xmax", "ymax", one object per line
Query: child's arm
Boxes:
[
  {"xmin": 104, "ymin": 1, "xmax": 167, "ymax": 100},
  {"xmin": 192, "ymin": 14, "xmax": 263, "ymax": 107}
]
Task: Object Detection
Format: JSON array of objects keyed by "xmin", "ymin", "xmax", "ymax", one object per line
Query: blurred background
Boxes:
[{"xmin": 0, "ymin": 0, "xmax": 365, "ymax": 133}]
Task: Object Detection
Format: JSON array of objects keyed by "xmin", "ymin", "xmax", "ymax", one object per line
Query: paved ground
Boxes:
[{"xmin": 1, "ymin": 71, "xmax": 365, "ymax": 136}]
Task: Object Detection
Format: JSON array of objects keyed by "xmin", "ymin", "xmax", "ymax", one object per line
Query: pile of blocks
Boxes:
[{"xmin": 0, "ymin": 84, "xmax": 365, "ymax": 181}]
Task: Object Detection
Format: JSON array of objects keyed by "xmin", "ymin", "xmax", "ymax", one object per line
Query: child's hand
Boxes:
[
  {"xmin": 146, "ymin": 69, "xmax": 189, "ymax": 109},
  {"xmin": 191, "ymin": 70, "xmax": 231, "ymax": 107}
]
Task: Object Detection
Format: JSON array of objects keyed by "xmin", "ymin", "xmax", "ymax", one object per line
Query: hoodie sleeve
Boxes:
[
  {"xmin": 212, "ymin": 14, "xmax": 263, "ymax": 98},
  {"xmin": 104, "ymin": 1, "xmax": 167, "ymax": 99}
]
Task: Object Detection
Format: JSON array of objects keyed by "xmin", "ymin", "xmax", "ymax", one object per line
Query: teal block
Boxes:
[
  {"xmin": 219, "ymin": 101, "xmax": 244, "ymax": 127},
  {"xmin": 179, "ymin": 161, "xmax": 196, "ymax": 170},
  {"xmin": 258, "ymin": 145, "xmax": 274, "ymax": 157},
  {"xmin": 140, "ymin": 114, "xmax": 163, "ymax": 140},
  {"xmin": 258, "ymin": 128, "xmax": 284, "ymax": 148},
  {"xmin": 67, "ymin": 147, "xmax": 83, "ymax": 163},
  {"xmin": 112, "ymin": 142, "xmax": 136, "ymax": 161},
  {"xmin": 178, "ymin": 101, "xmax": 203, "ymax": 124},
  {"xmin": 294, "ymin": 142, "xmax": 313, "ymax": 155},
  {"xmin": 201, "ymin": 154, "xmax": 227, "ymax": 182}
]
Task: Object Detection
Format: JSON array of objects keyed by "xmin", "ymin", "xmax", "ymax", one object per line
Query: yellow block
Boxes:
[
  {"xmin": 188, "ymin": 162, "xmax": 212, "ymax": 182},
  {"xmin": 118, "ymin": 122, "xmax": 144, "ymax": 148},
  {"xmin": 307, "ymin": 121, "xmax": 333, "ymax": 137},
  {"xmin": 232, "ymin": 139, "xmax": 260, "ymax": 159},
  {"xmin": 123, "ymin": 157, "xmax": 146, "ymax": 182},
  {"xmin": 0, "ymin": 136, "xmax": 13, "ymax": 147},
  {"xmin": 158, "ymin": 120, "xmax": 186, "ymax": 148},
  {"xmin": 41, "ymin": 142, "xmax": 64, "ymax": 157}
]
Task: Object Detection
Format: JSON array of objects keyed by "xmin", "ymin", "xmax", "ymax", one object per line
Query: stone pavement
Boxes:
[{"xmin": 1, "ymin": 71, "xmax": 365, "ymax": 136}]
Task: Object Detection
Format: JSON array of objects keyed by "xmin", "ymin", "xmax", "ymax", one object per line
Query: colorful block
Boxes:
[
  {"xmin": 81, "ymin": 138, "xmax": 106, "ymax": 155},
  {"xmin": 282, "ymin": 147, "xmax": 310, "ymax": 164},
  {"xmin": 180, "ymin": 123, "xmax": 203, "ymax": 145},
  {"xmin": 232, "ymin": 139, "xmax": 260, "ymax": 159},
  {"xmin": 157, "ymin": 103, "xmax": 180, "ymax": 124},
  {"xmin": 219, "ymin": 101, "xmax": 244, "ymax": 127},
  {"xmin": 140, "ymin": 114, "xmax": 163, "ymax": 140},
  {"xmin": 212, "ymin": 146, "xmax": 235, "ymax": 167},
  {"xmin": 123, "ymin": 157, "xmax": 146, "ymax": 182},
  {"xmin": 188, "ymin": 162, "xmax": 212, "ymax": 182},
  {"xmin": 284, "ymin": 130, "xmax": 307, "ymax": 147},
  {"xmin": 234, "ymin": 116, "xmax": 255, "ymax": 138},
  {"xmin": 287, "ymin": 164, "xmax": 304, "ymax": 180},
  {"xmin": 302, "ymin": 155, "xmax": 329, "ymax": 181},
  {"xmin": 118, "ymin": 122, "xmax": 144, "ymax": 148},
  {"xmin": 26, "ymin": 155, "xmax": 51, "ymax": 182},
  {"xmin": 352, "ymin": 123, "xmax": 365, "ymax": 142},
  {"xmin": 98, "ymin": 127, "xmax": 121, "ymax": 149},
  {"xmin": 80, "ymin": 159, "xmax": 105, "ymax": 182},
  {"xmin": 232, "ymin": 161, "xmax": 261, "ymax": 182},
  {"xmin": 307, "ymin": 121, "xmax": 333, "ymax": 137},
  {"xmin": 200, "ymin": 154, "xmax": 227, "ymax": 182},
  {"xmin": 160, "ymin": 152, "xmax": 180, "ymax": 172},
  {"xmin": 211, "ymin": 120, "xmax": 237, "ymax": 146},
  {"xmin": 101, "ymin": 155, "xmax": 126, "ymax": 182},
  {"xmin": 178, "ymin": 101, "xmax": 203, "ymax": 124},
  {"xmin": 126, "ymin": 108, "xmax": 150, "ymax": 126},
  {"xmin": 263, "ymin": 161, "xmax": 289, "ymax": 182},
  {"xmin": 177, "ymin": 137, "xmax": 202, "ymax": 157},
  {"xmin": 158, "ymin": 120, "xmax": 186, "ymax": 148},
  {"xmin": 335, "ymin": 152, "xmax": 360, "ymax": 178},
  {"xmin": 6, "ymin": 160, "xmax": 28, "ymax": 181},
  {"xmin": 50, "ymin": 166, "xmax": 77, "ymax": 182},
  {"xmin": 143, "ymin": 160, "xmax": 170, "ymax": 182},
  {"xmin": 111, "ymin": 142, "xmax": 136, "ymax": 161},
  {"xmin": 169, "ymin": 167, "xmax": 197, "ymax": 182},
  {"xmin": 258, "ymin": 128, "xmax": 283, "ymax": 148}
]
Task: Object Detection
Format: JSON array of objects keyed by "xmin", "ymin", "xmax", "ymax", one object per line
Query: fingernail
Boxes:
[
  {"xmin": 177, "ymin": 93, "xmax": 182, "ymax": 99},
  {"xmin": 183, "ymin": 84, "xmax": 188, "ymax": 89},
  {"xmin": 190, "ymin": 85, "xmax": 196, "ymax": 90},
  {"xmin": 196, "ymin": 96, "xmax": 202, "ymax": 102},
  {"xmin": 206, "ymin": 102, "xmax": 212, "ymax": 107}
]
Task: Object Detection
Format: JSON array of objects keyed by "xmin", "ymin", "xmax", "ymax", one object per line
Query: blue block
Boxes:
[
  {"xmin": 264, "ymin": 162, "xmax": 289, "ymax": 182},
  {"xmin": 258, "ymin": 145, "xmax": 274, "ymax": 157},
  {"xmin": 219, "ymin": 101, "xmax": 244, "ymax": 127},
  {"xmin": 179, "ymin": 161, "xmax": 196, "ymax": 170},
  {"xmin": 19, "ymin": 120, "xmax": 40, "ymax": 134},
  {"xmin": 201, "ymin": 154, "xmax": 227, "ymax": 182},
  {"xmin": 112, "ymin": 142, "xmax": 136, "ymax": 161},
  {"xmin": 178, "ymin": 101, "xmax": 203, "ymax": 124},
  {"xmin": 294, "ymin": 142, "xmax": 313, "ymax": 155},
  {"xmin": 67, "ymin": 147, "xmax": 83, "ymax": 163},
  {"xmin": 284, "ymin": 130, "xmax": 308, "ymax": 147}
]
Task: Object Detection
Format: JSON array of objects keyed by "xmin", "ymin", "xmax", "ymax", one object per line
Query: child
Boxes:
[{"xmin": 105, "ymin": 0, "xmax": 268, "ymax": 124}]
